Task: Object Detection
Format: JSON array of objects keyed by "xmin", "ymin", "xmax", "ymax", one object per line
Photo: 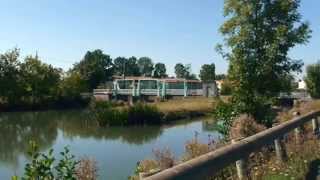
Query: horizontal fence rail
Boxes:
[{"xmin": 143, "ymin": 110, "xmax": 320, "ymax": 180}]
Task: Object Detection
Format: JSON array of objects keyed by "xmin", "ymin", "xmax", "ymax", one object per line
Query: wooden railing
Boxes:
[{"xmin": 142, "ymin": 110, "xmax": 320, "ymax": 180}]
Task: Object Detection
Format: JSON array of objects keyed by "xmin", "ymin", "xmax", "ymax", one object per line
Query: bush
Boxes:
[
  {"xmin": 220, "ymin": 80, "xmax": 233, "ymax": 95},
  {"xmin": 76, "ymin": 157, "xmax": 98, "ymax": 180},
  {"xmin": 12, "ymin": 141, "xmax": 78, "ymax": 180},
  {"xmin": 305, "ymin": 62, "xmax": 320, "ymax": 98},
  {"xmin": 229, "ymin": 114, "xmax": 266, "ymax": 140},
  {"xmin": 91, "ymin": 101, "xmax": 164, "ymax": 126},
  {"xmin": 212, "ymin": 100, "xmax": 239, "ymax": 136},
  {"xmin": 127, "ymin": 103, "xmax": 163, "ymax": 125}
]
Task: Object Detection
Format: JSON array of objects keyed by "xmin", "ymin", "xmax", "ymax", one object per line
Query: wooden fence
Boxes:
[{"xmin": 141, "ymin": 110, "xmax": 320, "ymax": 180}]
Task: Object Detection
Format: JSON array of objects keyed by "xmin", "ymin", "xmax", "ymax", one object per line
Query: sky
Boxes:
[{"xmin": 0, "ymin": 0, "xmax": 319, "ymax": 76}]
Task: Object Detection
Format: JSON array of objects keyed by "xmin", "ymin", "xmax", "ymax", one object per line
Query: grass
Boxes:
[
  {"xmin": 92, "ymin": 97, "xmax": 220, "ymax": 126},
  {"xmin": 152, "ymin": 97, "xmax": 218, "ymax": 114}
]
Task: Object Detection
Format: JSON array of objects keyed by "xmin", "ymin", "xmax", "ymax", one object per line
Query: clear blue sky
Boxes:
[{"xmin": 0, "ymin": 0, "xmax": 319, "ymax": 76}]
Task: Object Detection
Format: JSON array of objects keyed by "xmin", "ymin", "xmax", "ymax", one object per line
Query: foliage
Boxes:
[
  {"xmin": 20, "ymin": 55, "xmax": 62, "ymax": 105},
  {"xmin": 76, "ymin": 157, "xmax": 98, "ymax": 180},
  {"xmin": 217, "ymin": 0, "xmax": 311, "ymax": 122},
  {"xmin": 215, "ymin": 74, "xmax": 226, "ymax": 80},
  {"xmin": 220, "ymin": 79, "xmax": 232, "ymax": 95},
  {"xmin": 305, "ymin": 61, "xmax": 320, "ymax": 98},
  {"xmin": 91, "ymin": 101, "xmax": 164, "ymax": 126},
  {"xmin": 127, "ymin": 103, "xmax": 163, "ymax": 125},
  {"xmin": 174, "ymin": 63, "xmax": 195, "ymax": 79},
  {"xmin": 212, "ymin": 100, "xmax": 239, "ymax": 136},
  {"xmin": 229, "ymin": 114, "xmax": 266, "ymax": 140},
  {"xmin": 0, "ymin": 48, "xmax": 22, "ymax": 105},
  {"xmin": 113, "ymin": 56, "xmax": 140, "ymax": 77},
  {"xmin": 127, "ymin": 56, "xmax": 141, "ymax": 76},
  {"xmin": 153, "ymin": 63, "xmax": 167, "ymax": 78},
  {"xmin": 73, "ymin": 49, "xmax": 113, "ymax": 90},
  {"xmin": 199, "ymin": 63, "xmax": 215, "ymax": 83},
  {"xmin": 14, "ymin": 141, "xmax": 78, "ymax": 180},
  {"xmin": 138, "ymin": 57, "xmax": 154, "ymax": 77}
]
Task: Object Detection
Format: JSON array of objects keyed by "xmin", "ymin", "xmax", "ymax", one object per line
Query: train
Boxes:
[{"xmin": 93, "ymin": 76, "xmax": 217, "ymax": 100}]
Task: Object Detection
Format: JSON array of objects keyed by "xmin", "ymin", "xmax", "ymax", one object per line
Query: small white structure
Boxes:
[{"xmin": 298, "ymin": 80, "xmax": 306, "ymax": 90}]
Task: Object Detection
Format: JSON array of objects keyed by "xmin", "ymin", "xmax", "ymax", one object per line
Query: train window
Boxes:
[
  {"xmin": 140, "ymin": 80, "xmax": 158, "ymax": 89},
  {"xmin": 118, "ymin": 80, "xmax": 133, "ymax": 89},
  {"xmin": 187, "ymin": 82, "xmax": 202, "ymax": 89},
  {"xmin": 166, "ymin": 82, "xmax": 184, "ymax": 89}
]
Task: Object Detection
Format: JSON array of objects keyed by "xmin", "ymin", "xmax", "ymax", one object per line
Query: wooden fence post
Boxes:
[
  {"xmin": 272, "ymin": 123, "xmax": 286, "ymax": 163},
  {"xmin": 292, "ymin": 111, "xmax": 302, "ymax": 142},
  {"xmin": 274, "ymin": 138, "xmax": 286, "ymax": 162},
  {"xmin": 312, "ymin": 118, "xmax": 319, "ymax": 135},
  {"xmin": 232, "ymin": 139, "xmax": 247, "ymax": 180}
]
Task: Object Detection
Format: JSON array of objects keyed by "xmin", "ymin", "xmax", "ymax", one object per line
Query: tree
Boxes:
[
  {"xmin": 305, "ymin": 61, "xmax": 320, "ymax": 98},
  {"xmin": 153, "ymin": 63, "xmax": 167, "ymax": 78},
  {"xmin": 59, "ymin": 71, "xmax": 88, "ymax": 101},
  {"xmin": 174, "ymin": 63, "xmax": 195, "ymax": 79},
  {"xmin": 175, "ymin": 63, "xmax": 188, "ymax": 79},
  {"xmin": 20, "ymin": 55, "xmax": 61, "ymax": 104},
  {"xmin": 74, "ymin": 49, "xmax": 113, "ymax": 90},
  {"xmin": 138, "ymin": 57, "xmax": 154, "ymax": 77},
  {"xmin": 0, "ymin": 48, "xmax": 23, "ymax": 104},
  {"xmin": 113, "ymin": 57, "xmax": 127, "ymax": 76},
  {"xmin": 127, "ymin": 56, "xmax": 140, "ymax": 76},
  {"xmin": 218, "ymin": 0, "xmax": 311, "ymax": 124},
  {"xmin": 216, "ymin": 74, "xmax": 226, "ymax": 80},
  {"xmin": 199, "ymin": 63, "xmax": 216, "ymax": 83}
]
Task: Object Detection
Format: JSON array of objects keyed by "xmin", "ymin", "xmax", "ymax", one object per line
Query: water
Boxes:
[{"xmin": 0, "ymin": 110, "xmax": 221, "ymax": 180}]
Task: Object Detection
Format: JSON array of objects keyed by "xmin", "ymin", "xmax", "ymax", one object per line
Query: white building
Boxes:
[{"xmin": 298, "ymin": 80, "xmax": 306, "ymax": 90}]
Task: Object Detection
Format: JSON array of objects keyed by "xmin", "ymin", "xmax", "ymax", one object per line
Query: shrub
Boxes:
[
  {"xmin": 220, "ymin": 80, "xmax": 233, "ymax": 95},
  {"xmin": 152, "ymin": 148, "xmax": 175, "ymax": 170},
  {"xmin": 92, "ymin": 101, "xmax": 164, "ymax": 126},
  {"xmin": 127, "ymin": 103, "xmax": 163, "ymax": 125},
  {"xmin": 13, "ymin": 141, "xmax": 78, "ymax": 180},
  {"xmin": 305, "ymin": 61, "xmax": 320, "ymax": 98},
  {"xmin": 76, "ymin": 157, "xmax": 98, "ymax": 180},
  {"xmin": 229, "ymin": 114, "xmax": 266, "ymax": 140},
  {"xmin": 212, "ymin": 100, "xmax": 239, "ymax": 136}
]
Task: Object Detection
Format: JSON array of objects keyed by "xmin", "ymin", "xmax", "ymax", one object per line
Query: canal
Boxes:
[{"xmin": 0, "ymin": 110, "xmax": 221, "ymax": 180}]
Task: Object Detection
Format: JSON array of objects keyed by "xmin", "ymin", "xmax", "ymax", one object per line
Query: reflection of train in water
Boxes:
[{"xmin": 93, "ymin": 76, "xmax": 217, "ymax": 101}]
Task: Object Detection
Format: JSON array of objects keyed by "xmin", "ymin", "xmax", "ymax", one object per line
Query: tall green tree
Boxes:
[
  {"xmin": 20, "ymin": 55, "xmax": 61, "ymax": 104},
  {"xmin": 174, "ymin": 63, "xmax": 196, "ymax": 79},
  {"xmin": 218, "ymin": 0, "xmax": 311, "ymax": 123},
  {"xmin": 199, "ymin": 63, "xmax": 216, "ymax": 83},
  {"xmin": 305, "ymin": 61, "xmax": 320, "ymax": 98},
  {"xmin": 74, "ymin": 49, "xmax": 113, "ymax": 90},
  {"xmin": 215, "ymin": 74, "xmax": 226, "ymax": 80},
  {"xmin": 153, "ymin": 63, "xmax": 167, "ymax": 78},
  {"xmin": 138, "ymin": 57, "xmax": 154, "ymax": 77},
  {"xmin": 174, "ymin": 63, "xmax": 188, "ymax": 79},
  {"xmin": 0, "ymin": 48, "xmax": 23, "ymax": 104},
  {"xmin": 127, "ymin": 56, "xmax": 140, "ymax": 76},
  {"xmin": 113, "ymin": 57, "xmax": 127, "ymax": 76}
]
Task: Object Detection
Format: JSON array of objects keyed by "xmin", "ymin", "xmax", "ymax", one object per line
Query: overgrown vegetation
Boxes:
[
  {"xmin": 12, "ymin": 141, "xmax": 98, "ymax": 180},
  {"xmin": 134, "ymin": 100, "xmax": 320, "ymax": 179},
  {"xmin": 91, "ymin": 97, "xmax": 216, "ymax": 126},
  {"xmin": 305, "ymin": 61, "xmax": 320, "ymax": 98},
  {"xmin": 91, "ymin": 101, "xmax": 164, "ymax": 126}
]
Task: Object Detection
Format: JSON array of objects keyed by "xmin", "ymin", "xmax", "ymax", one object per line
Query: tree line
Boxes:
[{"xmin": 0, "ymin": 48, "xmax": 217, "ymax": 111}]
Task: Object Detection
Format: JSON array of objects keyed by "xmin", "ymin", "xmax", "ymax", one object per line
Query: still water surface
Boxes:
[{"xmin": 0, "ymin": 110, "xmax": 221, "ymax": 180}]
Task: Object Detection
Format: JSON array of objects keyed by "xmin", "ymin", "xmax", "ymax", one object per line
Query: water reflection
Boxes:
[
  {"xmin": 0, "ymin": 110, "xmax": 163, "ymax": 167},
  {"xmin": 0, "ymin": 110, "xmax": 220, "ymax": 179},
  {"xmin": 0, "ymin": 111, "xmax": 58, "ymax": 167}
]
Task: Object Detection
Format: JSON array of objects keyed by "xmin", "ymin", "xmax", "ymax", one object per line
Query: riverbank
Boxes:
[
  {"xmin": 132, "ymin": 100, "xmax": 320, "ymax": 179},
  {"xmin": 92, "ymin": 97, "xmax": 218, "ymax": 126}
]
